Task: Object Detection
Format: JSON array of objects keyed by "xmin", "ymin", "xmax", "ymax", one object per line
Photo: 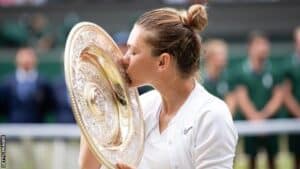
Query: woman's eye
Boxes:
[{"xmin": 130, "ymin": 51, "xmax": 136, "ymax": 55}]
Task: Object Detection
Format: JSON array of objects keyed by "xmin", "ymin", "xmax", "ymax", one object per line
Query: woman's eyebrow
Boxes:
[{"xmin": 127, "ymin": 44, "xmax": 138, "ymax": 50}]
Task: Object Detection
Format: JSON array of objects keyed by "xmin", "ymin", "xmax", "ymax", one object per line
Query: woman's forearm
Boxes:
[{"xmin": 79, "ymin": 135, "xmax": 101, "ymax": 169}]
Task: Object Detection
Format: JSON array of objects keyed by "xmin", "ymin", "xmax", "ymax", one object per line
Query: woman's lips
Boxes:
[
  {"xmin": 117, "ymin": 59, "xmax": 131, "ymax": 84},
  {"xmin": 124, "ymin": 72, "xmax": 132, "ymax": 84}
]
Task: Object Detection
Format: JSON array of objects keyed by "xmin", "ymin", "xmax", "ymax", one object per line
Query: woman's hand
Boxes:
[{"xmin": 116, "ymin": 163, "xmax": 135, "ymax": 169}]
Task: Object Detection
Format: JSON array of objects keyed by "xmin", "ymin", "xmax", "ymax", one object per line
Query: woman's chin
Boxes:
[
  {"xmin": 128, "ymin": 80, "xmax": 144, "ymax": 89},
  {"xmin": 124, "ymin": 74, "xmax": 145, "ymax": 88},
  {"xmin": 128, "ymin": 81, "xmax": 138, "ymax": 88},
  {"xmin": 124, "ymin": 73, "xmax": 132, "ymax": 85}
]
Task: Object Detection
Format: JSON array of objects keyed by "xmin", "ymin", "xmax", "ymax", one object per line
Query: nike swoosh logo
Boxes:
[{"xmin": 184, "ymin": 126, "xmax": 193, "ymax": 135}]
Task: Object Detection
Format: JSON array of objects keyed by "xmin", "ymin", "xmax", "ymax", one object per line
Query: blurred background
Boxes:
[{"xmin": 0, "ymin": 0, "xmax": 300, "ymax": 169}]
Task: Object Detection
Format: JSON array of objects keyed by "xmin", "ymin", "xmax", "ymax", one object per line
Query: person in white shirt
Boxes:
[{"xmin": 79, "ymin": 4, "xmax": 238, "ymax": 169}]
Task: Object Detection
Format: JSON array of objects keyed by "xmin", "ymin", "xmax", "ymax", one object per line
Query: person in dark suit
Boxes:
[
  {"xmin": 0, "ymin": 84, "xmax": 8, "ymax": 122},
  {"xmin": 1, "ymin": 47, "xmax": 54, "ymax": 123},
  {"xmin": 52, "ymin": 75, "xmax": 75, "ymax": 123}
]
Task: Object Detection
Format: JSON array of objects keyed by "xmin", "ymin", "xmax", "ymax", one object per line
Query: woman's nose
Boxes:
[
  {"xmin": 122, "ymin": 53, "xmax": 130, "ymax": 65},
  {"xmin": 118, "ymin": 55, "xmax": 129, "ymax": 69}
]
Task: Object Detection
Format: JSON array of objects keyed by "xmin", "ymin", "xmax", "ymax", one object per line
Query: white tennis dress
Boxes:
[{"xmin": 137, "ymin": 82, "xmax": 238, "ymax": 169}]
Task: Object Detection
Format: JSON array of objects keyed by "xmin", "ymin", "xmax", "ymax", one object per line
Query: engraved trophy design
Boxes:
[{"xmin": 64, "ymin": 22, "xmax": 144, "ymax": 169}]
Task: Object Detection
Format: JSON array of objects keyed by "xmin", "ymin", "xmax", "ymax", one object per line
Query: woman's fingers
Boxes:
[{"xmin": 116, "ymin": 163, "xmax": 134, "ymax": 169}]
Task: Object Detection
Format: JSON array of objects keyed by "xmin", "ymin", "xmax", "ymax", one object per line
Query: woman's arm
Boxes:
[{"xmin": 79, "ymin": 135, "xmax": 101, "ymax": 169}]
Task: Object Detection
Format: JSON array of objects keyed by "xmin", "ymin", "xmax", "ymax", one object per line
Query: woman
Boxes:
[{"xmin": 79, "ymin": 4, "xmax": 238, "ymax": 169}]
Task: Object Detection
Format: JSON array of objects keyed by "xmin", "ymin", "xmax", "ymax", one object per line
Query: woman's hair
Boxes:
[{"xmin": 136, "ymin": 4, "xmax": 208, "ymax": 78}]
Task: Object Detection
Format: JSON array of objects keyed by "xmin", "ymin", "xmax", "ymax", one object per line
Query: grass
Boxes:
[{"xmin": 234, "ymin": 136, "xmax": 295, "ymax": 169}]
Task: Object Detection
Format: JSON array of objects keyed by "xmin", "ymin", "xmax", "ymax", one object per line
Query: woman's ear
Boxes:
[{"xmin": 157, "ymin": 53, "xmax": 171, "ymax": 71}]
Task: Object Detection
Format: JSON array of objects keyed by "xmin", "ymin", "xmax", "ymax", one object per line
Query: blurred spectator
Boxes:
[
  {"xmin": 190, "ymin": 0, "xmax": 207, "ymax": 4},
  {"xmin": 202, "ymin": 39, "xmax": 237, "ymax": 114},
  {"xmin": 113, "ymin": 30, "xmax": 153, "ymax": 95},
  {"xmin": 0, "ymin": 0, "xmax": 15, "ymax": 6},
  {"xmin": 0, "ymin": 13, "xmax": 55, "ymax": 49},
  {"xmin": 56, "ymin": 12, "xmax": 80, "ymax": 47},
  {"xmin": 0, "ymin": 84, "xmax": 7, "ymax": 122},
  {"xmin": 27, "ymin": 13, "xmax": 55, "ymax": 52},
  {"xmin": 0, "ymin": 0, "xmax": 47, "ymax": 6},
  {"xmin": 0, "ymin": 19, "xmax": 28, "ymax": 47},
  {"xmin": 283, "ymin": 26, "xmax": 300, "ymax": 169},
  {"xmin": 52, "ymin": 75, "xmax": 75, "ymax": 123},
  {"xmin": 236, "ymin": 31, "xmax": 284, "ymax": 169},
  {"xmin": 52, "ymin": 53, "xmax": 75, "ymax": 123},
  {"xmin": 162, "ymin": 0, "xmax": 188, "ymax": 4},
  {"xmin": 0, "ymin": 47, "xmax": 54, "ymax": 123},
  {"xmin": 162, "ymin": 0, "xmax": 207, "ymax": 5}
]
